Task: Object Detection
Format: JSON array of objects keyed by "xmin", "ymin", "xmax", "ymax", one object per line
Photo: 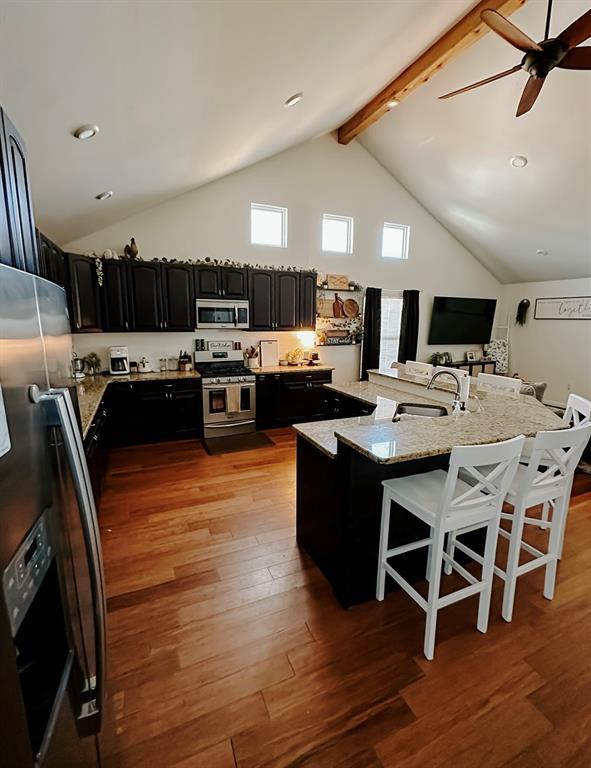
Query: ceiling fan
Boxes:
[{"xmin": 439, "ymin": 0, "xmax": 591, "ymax": 115}]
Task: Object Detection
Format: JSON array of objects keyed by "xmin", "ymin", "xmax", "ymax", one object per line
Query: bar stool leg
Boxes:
[
  {"xmin": 544, "ymin": 496, "xmax": 565, "ymax": 600},
  {"xmin": 502, "ymin": 502, "xmax": 526, "ymax": 622},
  {"xmin": 478, "ymin": 519, "xmax": 499, "ymax": 633},
  {"xmin": 444, "ymin": 531, "xmax": 457, "ymax": 576},
  {"xmin": 424, "ymin": 525, "xmax": 445, "ymax": 661},
  {"xmin": 376, "ymin": 490, "xmax": 392, "ymax": 601}
]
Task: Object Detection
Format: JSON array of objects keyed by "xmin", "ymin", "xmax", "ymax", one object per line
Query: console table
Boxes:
[{"xmin": 445, "ymin": 359, "xmax": 497, "ymax": 375}]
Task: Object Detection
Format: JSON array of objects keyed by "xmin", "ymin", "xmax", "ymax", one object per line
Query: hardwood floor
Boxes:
[{"xmin": 98, "ymin": 429, "xmax": 591, "ymax": 768}]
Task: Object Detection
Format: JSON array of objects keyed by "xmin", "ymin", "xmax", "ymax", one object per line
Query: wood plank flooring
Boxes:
[{"xmin": 98, "ymin": 428, "xmax": 591, "ymax": 767}]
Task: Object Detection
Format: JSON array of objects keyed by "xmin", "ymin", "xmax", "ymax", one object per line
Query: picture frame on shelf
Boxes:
[{"xmin": 465, "ymin": 350, "xmax": 477, "ymax": 362}]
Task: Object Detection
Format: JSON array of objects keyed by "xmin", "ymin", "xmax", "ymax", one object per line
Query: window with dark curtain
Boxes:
[{"xmin": 398, "ymin": 289, "xmax": 420, "ymax": 364}]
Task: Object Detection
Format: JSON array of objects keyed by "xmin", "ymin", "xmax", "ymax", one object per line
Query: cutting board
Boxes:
[{"xmin": 259, "ymin": 339, "xmax": 279, "ymax": 367}]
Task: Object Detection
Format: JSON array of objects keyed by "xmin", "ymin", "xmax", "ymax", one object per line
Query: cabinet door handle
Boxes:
[{"xmin": 163, "ymin": 320, "xmax": 167, "ymax": 329}]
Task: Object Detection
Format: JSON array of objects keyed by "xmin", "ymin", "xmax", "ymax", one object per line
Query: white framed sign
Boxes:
[{"xmin": 534, "ymin": 296, "xmax": 591, "ymax": 320}]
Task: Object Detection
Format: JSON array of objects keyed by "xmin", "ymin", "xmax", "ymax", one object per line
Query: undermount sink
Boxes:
[{"xmin": 392, "ymin": 402, "xmax": 448, "ymax": 421}]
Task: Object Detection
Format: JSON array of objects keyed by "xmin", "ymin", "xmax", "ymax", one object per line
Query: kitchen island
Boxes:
[{"xmin": 294, "ymin": 369, "xmax": 563, "ymax": 607}]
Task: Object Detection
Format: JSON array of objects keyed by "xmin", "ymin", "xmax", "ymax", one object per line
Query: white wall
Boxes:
[
  {"xmin": 498, "ymin": 278, "xmax": 591, "ymax": 406},
  {"xmin": 66, "ymin": 135, "xmax": 502, "ymax": 382}
]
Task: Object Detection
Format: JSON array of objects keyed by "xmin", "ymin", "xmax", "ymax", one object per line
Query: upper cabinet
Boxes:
[
  {"xmin": 250, "ymin": 269, "xmax": 312, "ymax": 331},
  {"xmin": 67, "ymin": 254, "xmax": 102, "ymax": 333},
  {"xmin": 37, "ymin": 231, "xmax": 66, "ymax": 287},
  {"xmin": 274, "ymin": 271, "xmax": 299, "ymax": 330},
  {"xmin": 0, "ymin": 108, "xmax": 38, "ymax": 274},
  {"xmin": 127, "ymin": 261, "xmax": 163, "ymax": 331},
  {"xmin": 195, "ymin": 265, "xmax": 248, "ymax": 300},
  {"xmin": 161, "ymin": 262, "xmax": 195, "ymax": 331},
  {"xmin": 249, "ymin": 269, "xmax": 274, "ymax": 330},
  {"xmin": 299, "ymin": 271, "xmax": 317, "ymax": 330},
  {"xmin": 102, "ymin": 260, "xmax": 129, "ymax": 332}
]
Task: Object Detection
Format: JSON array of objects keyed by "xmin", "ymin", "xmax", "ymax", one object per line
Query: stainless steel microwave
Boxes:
[{"xmin": 195, "ymin": 299, "xmax": 250, "ymax": 329}]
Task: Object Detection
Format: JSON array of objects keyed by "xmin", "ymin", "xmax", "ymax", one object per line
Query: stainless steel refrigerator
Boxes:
[{"xmin": 0, "ymin": 263, "xmax": 105, "ymax": 767}]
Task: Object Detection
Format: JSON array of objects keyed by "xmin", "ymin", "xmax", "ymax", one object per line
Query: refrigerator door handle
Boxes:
[{"xmin": 40, "ymin": 387, "xmax": 106, "ymax": 729}]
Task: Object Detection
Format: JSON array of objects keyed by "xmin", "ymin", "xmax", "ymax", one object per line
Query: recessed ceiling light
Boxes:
[
  {"xmin": 510, "ymin": 155, "xmax": 528, "ymax": 168},
  {"xmin": 73, "ymin": 124, "xmax": 100, "ymax": 140},
  {"xmin": 95, "ymin": 191, "xmax": 113, "ymax": 201},
  {"xmin": 386, "ymin": 98, "xmax": 400, "ymax": 108},
  {"xmin": 536, "ymin": 248, "xmax": 548, "ymax": 257},
  {"xmin": 284, "ymin": 92, "xmax": 303, "ymax": 108}
]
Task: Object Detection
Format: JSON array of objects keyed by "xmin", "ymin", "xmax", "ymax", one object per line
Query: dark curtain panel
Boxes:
[
  {"xmin": 398, "ymin": 289, "xmax": 420, "ymax": 364},
  {"xmin": 360, "ymin": 287, "xmax": 382, "ymax": 380}
]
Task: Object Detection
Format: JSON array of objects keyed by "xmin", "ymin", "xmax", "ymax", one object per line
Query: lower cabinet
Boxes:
[
  {"xmin": 84, "ymin": 402, "xmax": 110, "ymax": 505},
  {"xmin": 108, "ymin": 379, "xmax": 202, "ymax": 446},
  {"xmin": 325, "ymin": 391, "xmax": 376, "ymax": 418},
  {"xmin": 256, "ymin": 370, "xmax": 333, "ymax": 428}
]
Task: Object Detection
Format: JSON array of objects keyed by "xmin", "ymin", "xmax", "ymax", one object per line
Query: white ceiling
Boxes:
[
  {"xmin": 360, "ymin": 0, "xmax": 591, "ymax": 283},
  {"xmin": 0, "ymin": 0, "xmax": 473, "ymax": 246}
]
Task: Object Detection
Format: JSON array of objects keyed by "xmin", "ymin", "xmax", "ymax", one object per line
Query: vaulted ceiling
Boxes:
[
  {"xmin": 0, "ymin": 0, "xmax": 472, "ymax": 245},
  {"xmin": 359, "ymin": 0, "xmax": 591, "ymax": 283},
  {"xmin": 0, "ymin": 1, "xmax": 589, "ymax": 283}
]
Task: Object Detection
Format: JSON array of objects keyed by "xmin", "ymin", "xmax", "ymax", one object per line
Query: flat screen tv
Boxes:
[{"xmin": 428, "ymin": 296, "xmax": 497, "ymax": 345}]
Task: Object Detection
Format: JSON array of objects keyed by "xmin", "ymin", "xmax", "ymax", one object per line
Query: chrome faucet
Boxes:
[{"xmin": 427, "ymin": 370, "xmax": 463, "ymax": 412}]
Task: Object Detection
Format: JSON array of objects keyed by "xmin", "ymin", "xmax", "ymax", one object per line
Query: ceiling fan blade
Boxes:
[
  {"xmin": 481, "ymin": 9, "xmax": 543, "ymax": 53},
  {"xmin": 516, "ymin": 76, "xmax": 545, "ymax": 117},
  {"xmin": 559, "ymin": 46, "xmax": 591, "ymax": 69},
  {"xmin": 557, "ymin": 9, "xmax": 591, "ymax": 48},
  {"xmin": 439, "ymin": 65, "xmax": 521, "ymax": 100}
]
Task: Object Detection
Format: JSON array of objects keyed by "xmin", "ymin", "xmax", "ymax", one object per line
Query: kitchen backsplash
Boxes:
[{"xmin": 72, "ymin": 331, "xmax": 360, "ymax": 383}]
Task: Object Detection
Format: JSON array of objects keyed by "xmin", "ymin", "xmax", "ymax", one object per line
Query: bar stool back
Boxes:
[{"xmin": 377, "ymin": 435, "xmax": 524, "ymax": 660}]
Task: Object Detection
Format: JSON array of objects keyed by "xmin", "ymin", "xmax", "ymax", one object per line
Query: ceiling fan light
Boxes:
[{"xmin": 510, "ymin": 155, "xmax": 528, "ymax": 168}]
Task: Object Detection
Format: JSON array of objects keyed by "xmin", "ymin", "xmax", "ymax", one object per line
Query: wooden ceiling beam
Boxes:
[{"xmin": 337, "ymin": 0, "xmax": 528, "ymax": 145}]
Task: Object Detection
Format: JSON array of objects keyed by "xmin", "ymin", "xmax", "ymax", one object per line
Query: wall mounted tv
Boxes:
[{"xmin": 428, "ymin": 296, "xmax": 497, "ymax": 345}]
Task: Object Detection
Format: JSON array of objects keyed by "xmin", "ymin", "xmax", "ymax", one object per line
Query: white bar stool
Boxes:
[
  {"xmin": 476, "ymin": 372, "xmax": 522, "ymax": 396},
  {"xmin": 451, "ymin": 423, "xmax": 591, "ymax": 623},
  {"xmin": 529, "ymin": 393, "xmax": 590, "ymax": 554},
  {"xmin": 376, "ymin": 435, "xmax": 524, "ymax": 660}
]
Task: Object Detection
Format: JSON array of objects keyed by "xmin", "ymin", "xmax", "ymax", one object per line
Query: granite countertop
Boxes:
[
  {"xmin": 294, "ymin": 384, "xmax": 447, "ymax": 459},
  {"xmin": 76, "ymin": 370, "xmax": 201, "ymax": 438},
  {"xmin": 295, "ymin": 379, "xmax": 563, "ymax": 464}
]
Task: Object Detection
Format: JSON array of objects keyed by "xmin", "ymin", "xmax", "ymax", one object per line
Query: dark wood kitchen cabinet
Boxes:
[
  {"xmin": 162, "ymin": 262, "xmax": 195, "ymax": 331},
  {"xmin": 255, "ymin": 369, "xmax": 333, "ymax": 427},
  {"xmin": 84, "ymin": 401, "xmax": 110, "ymax": 504},
  {"xmin": 274, "ymin": 271, "xmax": 299, "ymax": 330},
  {"xmin": 66, "ymin": 253, "xmax": 102, "ymax": 333},
  {"xmin": 0, "ymin": 108, "xmax": 38, "ymax": 274},
  {"xmin": 195, "ymin": 265, "xmax": 248, "ymax": 300},
  {"xmin": 37, "ymin": 231, "xmax": 66, "ymax": 287},
  {"xmin": 107, "ymin": 378, "xmax": 202, "ymax": 445},
  {"xmin": 299, "ymin": 271, "xmax": 317, "ymax": 330},
  {"xmin": 250, "ymin": 269, "xmax": 312, "ymax": 331},
  {"xmin": 127, "ymin": 261, "xmax": 163, "ymax": 331},
  {"xmin": 101, "ymin": 260, "xmax": 129, "ymax": 331},
  {"xmin": 249, "ymin": 269, "xmax": 274, "ymax": 330}
]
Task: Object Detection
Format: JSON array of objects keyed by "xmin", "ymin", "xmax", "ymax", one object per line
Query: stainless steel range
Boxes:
[{"xmin": 194, "ymin": 343, "xmax": 256, "ymax": 438}]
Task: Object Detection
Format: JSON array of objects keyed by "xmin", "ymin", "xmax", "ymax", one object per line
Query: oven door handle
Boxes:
[
  {"xmin": 203, "ymin": 382, "xmax": 255, "ymax": 390},
  {"xmin": 40, "ymin": 387, "xmax": 106, "ymax": 731}
]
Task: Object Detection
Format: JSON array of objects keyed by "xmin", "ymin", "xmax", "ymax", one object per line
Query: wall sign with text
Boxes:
[{"xmin": 534, "ymin": 296, "xmax": 591, "ymax": 320}]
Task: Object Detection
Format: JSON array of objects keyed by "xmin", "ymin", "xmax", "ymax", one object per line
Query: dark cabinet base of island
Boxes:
[{"xmin": 296, "ymin": 436, "xmax": 485, "ymax": 609}]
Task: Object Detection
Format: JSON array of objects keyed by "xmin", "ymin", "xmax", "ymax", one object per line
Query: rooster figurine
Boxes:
[{"xmin": 124, "ymin": 237, "xmax": 139, "ymax": 259}]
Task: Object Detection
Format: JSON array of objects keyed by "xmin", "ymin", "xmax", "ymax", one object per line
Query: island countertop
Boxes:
[
  {"xmin": 295, "ymin": 380, "xmax": 563, "ymax": 464},
  {"xmin": 76, "ymin": 371, "xmax": 201, "ymax": 438}
]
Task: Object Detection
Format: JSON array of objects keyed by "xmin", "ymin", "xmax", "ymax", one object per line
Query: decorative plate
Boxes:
[{"xmin": 343, "ymin": 298, "xmax": 360, "ymax": 318}]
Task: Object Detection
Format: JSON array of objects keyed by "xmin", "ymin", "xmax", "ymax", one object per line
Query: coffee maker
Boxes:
[{"xmin": 108, "ymin": 346, "xmax": 130, "ymax": 375}]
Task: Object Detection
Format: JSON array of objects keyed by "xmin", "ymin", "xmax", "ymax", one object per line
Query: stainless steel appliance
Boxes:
[
  {"xmin": 195, "ymin": 298, "xmax": 249, "ymax": 329},
  {"xmin": 108, "ymin": 345, "xmax": 130, "ymax": 375},
  {"xmin": 1, "ymin": 264, "xmax": 105, "ymax": 768},
  {"xmin": 194, "ymin": 343, "xmax": 255, "ymax": 437}
]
